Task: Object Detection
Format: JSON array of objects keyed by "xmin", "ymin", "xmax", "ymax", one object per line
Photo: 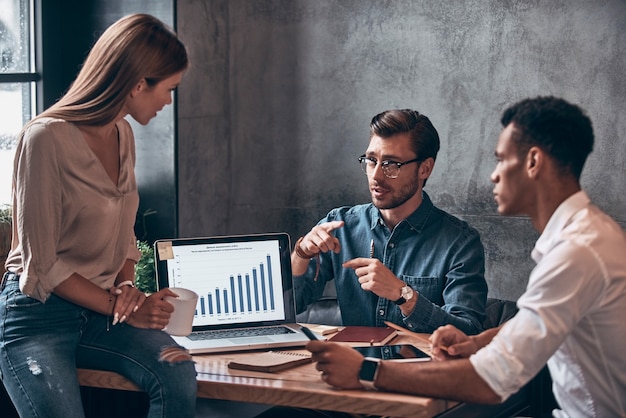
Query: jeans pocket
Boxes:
[{"xmin": 6, "ymin": 288, "xmax": 42, "ymax": 309}]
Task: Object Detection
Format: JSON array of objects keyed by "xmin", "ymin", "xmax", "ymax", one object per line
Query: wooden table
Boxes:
[{"xmin": 77, "ymin": 329, "xmax": 461, "ymax": 417}]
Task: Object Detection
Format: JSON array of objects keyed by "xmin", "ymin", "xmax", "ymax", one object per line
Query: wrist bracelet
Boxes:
[
  {"xmin": 116, "ymin": 280, "xmax": 135, "ymax": 288},
  {"xmin": 294, "ymin": 237, "xmax": 316, "ymax": 259},
  {"xmin": 294, "ymin": 237, "xmax": 320, "ymax": 282}
]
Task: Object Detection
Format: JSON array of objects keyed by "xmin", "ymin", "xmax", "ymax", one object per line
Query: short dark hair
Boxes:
[
  {"xmin": 501, "ymin": 96, "xmax": 594, "ymax": 180},
  {"xmin": 369, "ymin": 109, "xmax": 441, "ymax": 162}
]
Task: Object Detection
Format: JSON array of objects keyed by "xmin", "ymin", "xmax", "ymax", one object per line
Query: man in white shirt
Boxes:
[{"xmin": 306, "ymin": 96, "xmax": 626, "ymax": 418}]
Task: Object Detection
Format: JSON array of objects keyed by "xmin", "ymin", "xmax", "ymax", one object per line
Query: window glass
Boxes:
[
  {"xmin": 0, "ymin": 83, "xmax": 31, "ymax": 204},
  {"xmin": 1, "ymin": 0, "xmax": 30, "ymax": 73},
  {"xmin": 0, "ymin": 0, "xmax": 32, "ymax": 205}
]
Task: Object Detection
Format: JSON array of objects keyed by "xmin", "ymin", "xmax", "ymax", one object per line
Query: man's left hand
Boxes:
[{"xmin": 343, "ymin": 257, "xmax": 405, "ymax": 301}]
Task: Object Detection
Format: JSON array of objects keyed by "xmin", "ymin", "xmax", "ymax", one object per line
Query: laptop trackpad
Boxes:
[{"xmin": 229, "ymin": 336, "xmax": 274, "ymax": 345}]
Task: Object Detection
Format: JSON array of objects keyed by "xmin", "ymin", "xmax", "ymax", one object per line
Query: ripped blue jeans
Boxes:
[{"xmin": 0, "ymin": 280, "xmax": 197, "ymax": 418}]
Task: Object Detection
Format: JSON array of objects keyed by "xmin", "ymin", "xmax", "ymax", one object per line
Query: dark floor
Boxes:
[{"xmin": 1, "ymin": 383, "xmax": 149, "ymax": 418}]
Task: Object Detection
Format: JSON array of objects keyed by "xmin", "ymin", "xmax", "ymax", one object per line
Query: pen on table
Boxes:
[
  {"xmin": 369, "ymin": 239, "xmax": 374, "ymax": 258},
  {"xmin": 383, "ymin": 321, "xmax": 435, "ymax": 347},
  {"xmin": 300, "ymin": 326, "xmax": 319, "ymax": 341}
]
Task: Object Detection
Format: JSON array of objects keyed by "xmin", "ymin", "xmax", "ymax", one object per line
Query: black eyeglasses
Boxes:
[{"xmin": 358, "ymin": 155, "xmax": 421, "ymax": 179}]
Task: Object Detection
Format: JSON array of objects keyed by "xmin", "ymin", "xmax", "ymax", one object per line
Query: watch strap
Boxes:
[{"xmin": 393, "ymin": 295, "xmax": 407, "ymax": 305}]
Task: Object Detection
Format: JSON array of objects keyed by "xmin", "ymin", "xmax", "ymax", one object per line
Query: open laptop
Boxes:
[{"xmin": 154, "ymin": 233, "xmax": 311, "ymax": 354}]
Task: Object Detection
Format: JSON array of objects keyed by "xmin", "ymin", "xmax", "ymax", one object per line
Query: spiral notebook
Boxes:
[{"xmin": 227, "ymin": 350, "xmax": 312, "ymax": 372}]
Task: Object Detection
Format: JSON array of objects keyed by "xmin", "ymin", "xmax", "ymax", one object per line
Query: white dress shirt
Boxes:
[{"xmin": 470, "ymin": 191, "xmax": 626, "ymax": 417}]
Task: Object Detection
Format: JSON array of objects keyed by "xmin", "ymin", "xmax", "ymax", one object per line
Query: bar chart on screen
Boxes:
[
  {"xmin": 197, "ymin": 255, "xmax": 277, "ymax": 316},
  {"xmin": 165, "ymin": 240, "xmax": 287, "ymax": 326}
]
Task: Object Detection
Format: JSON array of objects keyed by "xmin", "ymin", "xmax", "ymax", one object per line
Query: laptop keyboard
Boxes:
[{"xmin": 187, "ymin": 326, "xmax": 295, "ymax": 341}]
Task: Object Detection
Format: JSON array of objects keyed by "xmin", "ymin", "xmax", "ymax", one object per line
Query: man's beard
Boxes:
[{"xmin": 371, "ymin": 178, "xmax": 421, "ymax": 210}]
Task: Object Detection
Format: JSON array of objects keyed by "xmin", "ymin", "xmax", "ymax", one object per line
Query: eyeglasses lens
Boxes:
[{"xmin": 359, "ymin": 158, "xmax": 399, "ymax": 179}]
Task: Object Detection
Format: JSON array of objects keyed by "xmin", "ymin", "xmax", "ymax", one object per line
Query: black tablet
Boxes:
[{"xmin": 353, "ymin": 344, "xmax": 431, "ymax": 362}]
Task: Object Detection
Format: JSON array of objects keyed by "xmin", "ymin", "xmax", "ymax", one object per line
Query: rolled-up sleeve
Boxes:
[
  {"xmin": 15, "ymin": 123, "xmax": 73, "ymax": 300},
  {"xmin": 470, "ymin": 241, "xmax": 607, "ymax": 401}
]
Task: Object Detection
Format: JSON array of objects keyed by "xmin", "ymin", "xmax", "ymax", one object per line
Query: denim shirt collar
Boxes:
[{"xmin": 368, "ymin": 191, "xmax": 435, "ymax": 233}]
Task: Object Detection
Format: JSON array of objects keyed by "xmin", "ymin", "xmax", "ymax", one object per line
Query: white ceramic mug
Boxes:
[{"xmin": 163, "ymin": 287, "xmax": 199, "ymax": 336}]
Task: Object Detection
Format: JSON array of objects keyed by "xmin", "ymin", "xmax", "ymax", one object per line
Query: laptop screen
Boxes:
[{"xmin": 154, "ymin": 233, "xmax": 296, "ymax": 330}]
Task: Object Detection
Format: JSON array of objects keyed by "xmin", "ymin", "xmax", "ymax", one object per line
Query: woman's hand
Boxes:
[
  {"xmin": 124, "ymin": 288, "xmax": 178, "ymax": 329},
  {"xmin": 109, "ymin": 283, "xmax": 147, "ymax": 325}
]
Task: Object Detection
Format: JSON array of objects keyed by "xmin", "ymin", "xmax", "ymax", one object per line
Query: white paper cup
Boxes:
[{"xmin": 163, "ymin": 287, "xmax": 199, "ymax": 336}]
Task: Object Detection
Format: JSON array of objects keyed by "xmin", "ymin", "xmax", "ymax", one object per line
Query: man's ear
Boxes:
[
  {"xmin": 526, "ymin": 147, "xmax": 543, "ymax": 178},
  {"xmin": 419, "ymin": 157, "xmax": 435, "ymax": 180}
]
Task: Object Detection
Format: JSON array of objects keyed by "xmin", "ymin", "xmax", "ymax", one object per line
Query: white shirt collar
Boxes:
[{"xmin": 531, "ymin": 190, "xmax": 590, "ymax": 262}]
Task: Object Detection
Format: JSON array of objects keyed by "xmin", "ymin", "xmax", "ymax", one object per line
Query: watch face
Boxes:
[
  {"xmin": 401, "ymin": 285, "xmax": 413, "ymax": 300},
  {"xmin": 358, "ymin": 358, "xmax": 379, "ymax": 381}
]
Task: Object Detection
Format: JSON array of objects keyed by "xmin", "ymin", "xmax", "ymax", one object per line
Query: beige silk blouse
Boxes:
[{"xmin": 5, "ymin": 117, "xmax": 142, "ymax": 302}]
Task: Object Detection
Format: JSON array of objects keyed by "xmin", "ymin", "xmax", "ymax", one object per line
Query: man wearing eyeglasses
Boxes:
[
  {"xmin": 292, "ymin": 109, "xmax": 488, "ymax": 335},
  {"xmin": 306, "ymin": 98, "xmax": 626, "ymax": 418}
]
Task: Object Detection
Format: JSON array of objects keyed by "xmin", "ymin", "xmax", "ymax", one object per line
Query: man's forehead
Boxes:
[
  {"xmin": 366, "ymin": 133, "xmax": 412, "ymax": 152},
  {"xmin": 496, "ymin": 124, "xmax": 522, "ymax": 153}
]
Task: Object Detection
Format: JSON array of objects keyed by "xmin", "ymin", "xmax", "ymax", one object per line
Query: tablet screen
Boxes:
[{"xmin": 353, "ymin": 344, "xmax": 431, "ymax": 362}]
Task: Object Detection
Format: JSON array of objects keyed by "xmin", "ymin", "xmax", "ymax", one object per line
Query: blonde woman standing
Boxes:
[{"xmin": 0, "ymin": 14, "xmax": 196, "ymax": 417}]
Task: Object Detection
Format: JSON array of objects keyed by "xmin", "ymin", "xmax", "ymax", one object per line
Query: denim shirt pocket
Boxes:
[{"xmin": 399, "ymin": 275, "xmax": 445, "ymax": 306}]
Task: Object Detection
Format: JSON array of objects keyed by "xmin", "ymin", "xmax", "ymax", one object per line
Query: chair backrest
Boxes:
[
  {"xmin": 484, "ymin": 298, "xmax": 518, "ymax": 329},
  {"xmin": 295, "ymin": 296, "xmax": 342, "ymax": 326}
]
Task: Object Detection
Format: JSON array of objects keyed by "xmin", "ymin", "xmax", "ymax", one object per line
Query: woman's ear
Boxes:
[{"xmin": 129, "ymin": 78, "xmax": 147, "ymax": 98}]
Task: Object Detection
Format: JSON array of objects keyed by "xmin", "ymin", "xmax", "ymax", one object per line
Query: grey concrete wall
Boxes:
[{"xmin": 177, "ymin": 0, "xmax": 626, "ymax": 301}]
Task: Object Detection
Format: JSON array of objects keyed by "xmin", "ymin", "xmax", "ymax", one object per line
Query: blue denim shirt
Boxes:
[{"xmin": 294, "ymin": 192, "xmax": 487, "ymax": 335}]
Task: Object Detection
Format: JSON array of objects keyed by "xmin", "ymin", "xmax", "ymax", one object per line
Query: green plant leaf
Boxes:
[{"xmin": 135, "ymin": 240, "xmax": 157, "ymax": 294}]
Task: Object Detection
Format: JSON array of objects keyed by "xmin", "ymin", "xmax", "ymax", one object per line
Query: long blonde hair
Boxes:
[{"xmin": 34, "ymin": 13, "xmax": 188, "ymax": 126}]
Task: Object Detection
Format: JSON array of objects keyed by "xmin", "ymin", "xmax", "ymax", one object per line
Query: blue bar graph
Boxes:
[
  {"xmin": 253, "ymin": 270, "xmax": 260, "ymax": 311},
  {"xmin": 238, "ymin": 274, "xmax": 244, "ymax": 312},
  {"xmin": 194, "ymin": 254, "xmax": 277, "ymax": 318},
  {"xmin": 200, "ymin": 296, "xmax": 206, "ymax": 316},
  {"xmin": 267, "ymin": 254, "xmax": 275, "ymax": 310},
  {"xmin": 245, "ymin": 274, "xmax": 252, "ymax": 312},
  {"xmin": 230, "ymin": 276, "xmax": 237, "ymax": 313},
  {"xmin": 260, "ymin": 264, "xmax": 267, "ymax": 311}
]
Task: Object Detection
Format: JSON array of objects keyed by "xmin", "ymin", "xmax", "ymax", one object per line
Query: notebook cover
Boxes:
[
  {"xmin": 227, "ymin": 351, "xmax": 312, "ymax": 373},
  {"xmin": 328, "ymin": 326, "xmax": 398, "ymax": 345}
]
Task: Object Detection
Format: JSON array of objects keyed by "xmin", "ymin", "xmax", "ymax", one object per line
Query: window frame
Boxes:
[{"xmin": 0, "ymin": 0, "xmax": 41, "ymax": 109}]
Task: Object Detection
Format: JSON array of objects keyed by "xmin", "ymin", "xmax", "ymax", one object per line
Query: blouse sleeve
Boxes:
[
  {"xmin": 15, "ymin": 121, "xmax": 75, "ymax": 301},
  {"xmin": 127, "ymin": 234, "xmax": 142, "ymax": 263}
]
